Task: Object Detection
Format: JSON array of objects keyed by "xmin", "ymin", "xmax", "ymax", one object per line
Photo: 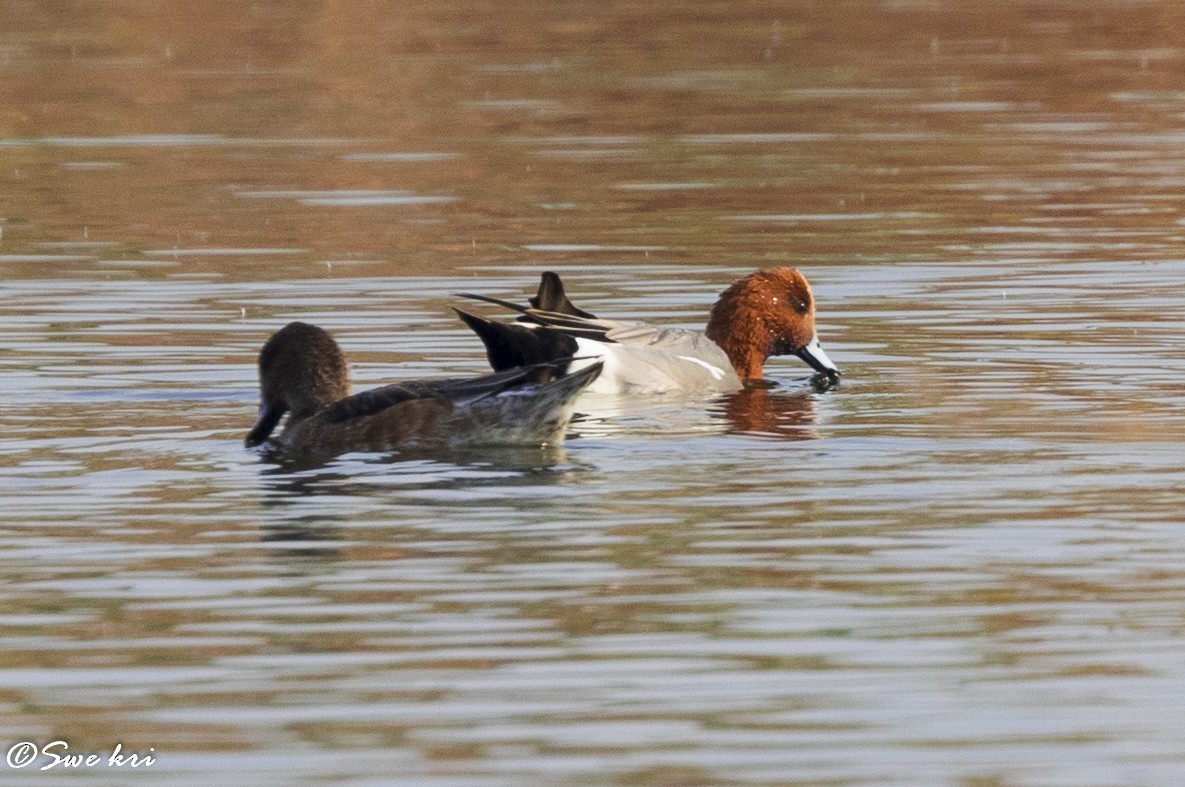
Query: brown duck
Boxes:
[{"xmin": 246, "ymin": 321, "xmax": 602, "ymax": 456}]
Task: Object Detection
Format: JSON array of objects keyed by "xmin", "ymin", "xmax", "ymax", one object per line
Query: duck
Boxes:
[
  {"xmin": 245, "ymin": 321, "xmax": 602, "ymax": 456},
  {"xmin": 454, "ymin": 269, "xmax": 839, "ymax": 395}
]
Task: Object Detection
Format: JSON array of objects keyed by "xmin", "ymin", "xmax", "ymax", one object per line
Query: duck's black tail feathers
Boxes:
[
  {"xmin": 454, "ymin": 308, "xmax": 581, "ymax": 371},
  {"xmin": 529, "ymin": 271, "xmax": 598, "ymax": 319}
]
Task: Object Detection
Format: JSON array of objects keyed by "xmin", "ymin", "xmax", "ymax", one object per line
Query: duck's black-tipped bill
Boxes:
[{"xmin": 795, "ymin": 335, "xmax": 840, "ymax": 383}]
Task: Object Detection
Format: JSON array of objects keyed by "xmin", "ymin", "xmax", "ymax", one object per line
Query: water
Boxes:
[{"xmin": 2, "ymin": 0, "xmax": 1185, "ymax": 783}]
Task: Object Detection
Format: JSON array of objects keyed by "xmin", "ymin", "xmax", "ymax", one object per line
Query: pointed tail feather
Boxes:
[
  {"xmin": 467, "ymin": 357, "xmax": 603, "ymax": 404},
  {"xmin": 540, "ymin": 358, "xmax": 602, "ymax": 400},
  {"xmin": 453, "ymin": 291, "xmax": 532, "ymax": 315},
  {"xmin": 529, "ymin": 271, "xmax": 598, "ymax": 318},
  {"xmin": 455, "ymin": 278, "xmax": 617, "ymax": 341},
  {"xmin": 455, "ymin": 308, "xmax": 580, "ymax": 371}
]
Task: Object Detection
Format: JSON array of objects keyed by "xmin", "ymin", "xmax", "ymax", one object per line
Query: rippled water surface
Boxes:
[{"xmin": 4, "ymin": 1, "xmax": 1185, "ymax": 784}]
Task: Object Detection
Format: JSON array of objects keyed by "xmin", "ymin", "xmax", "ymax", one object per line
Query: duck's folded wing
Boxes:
[
  {"xmin": 431, "ymin": 361, "xmax": 580, "ymax": 404},
  {"xmin": 605, "ymin": 324, "xmax": 722, "ymax": 356},
  {"xmin": 321, "ymin": 360, "xmax": 589, "ymax": 424},
  {"xmin": 455, "ymin": 291, "xmax": 624, "ymax": 342},
  {"xmin": 603, "ymin": 325, "xmax": 736, "ymax": 384},
  {"xmin": 520, "ymin": 309, "xmax": 622, "ymax": 341}
]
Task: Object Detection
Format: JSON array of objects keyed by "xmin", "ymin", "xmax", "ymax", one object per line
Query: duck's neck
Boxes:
[
  {"xmin": 715, "ymin": 335, "xmax": 766, "ymax": 380},
  {"xmin": 706, "ymin": 280, "xmax": 772, "ymax": 382},
  {"xmin": 705, "ymin": 315, "xmax": 769, "ymax": 380}
]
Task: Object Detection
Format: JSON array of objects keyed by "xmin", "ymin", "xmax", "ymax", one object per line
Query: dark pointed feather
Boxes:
[
  {"xmin": 454, "ymin": 309, "xmax": 580, "ymax": 371},
  {"xmin": 528, "ymin": 271, "xmax": 599, "ymax": 318},
  {"xmin": 455, "ymin": 293, "xmax": 620, "ymax": 343},
  {"xmin": 453, "ymin": 291, "xmax": 532, "ymax": 316}
]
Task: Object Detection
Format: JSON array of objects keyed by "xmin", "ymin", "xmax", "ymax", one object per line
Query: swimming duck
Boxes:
[
  {"xmin": 455, "ymin": 269, "xmax": 839, "ymax": 394},
  {"xmin": 246, "ymin": 321, "xmax": 602, "ymax": 455}
]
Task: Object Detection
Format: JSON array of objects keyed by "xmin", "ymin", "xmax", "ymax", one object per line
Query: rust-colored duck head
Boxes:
[
  {"xmin": 245, "ymin": 321, "xmax": 352, "ymax": 447},
  {"xmin": 705, "ymin": 268, "xmax": 839, "ymax": 382}
]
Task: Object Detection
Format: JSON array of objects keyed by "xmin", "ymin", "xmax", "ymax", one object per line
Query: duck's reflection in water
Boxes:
[
  {"xmin": 566, "ymin": 393, "xmax": 732, "ymax": 440},
  {"xmin": 253, "ymin": 443, "xmax": 585, "ymax": 558},
  {"xmin": 567, "ymin": 372, "xmax": 834, "ymax": 442},
  {"xmin": 250, "ymin": 377, "xmax": 826, "ymax": 559},
  {"xmin": 709, "ymin": 381, "xmax": 822, "ymax": 441},
  {"xmin": 259, "ymin": 516, "xmax": 346, "ymax": 561},
  {"xmin": 257, "ymin": 444, "xmax": 582, "ymax": 500}
]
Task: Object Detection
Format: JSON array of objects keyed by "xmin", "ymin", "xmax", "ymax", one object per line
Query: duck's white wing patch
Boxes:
[{"xmin": 675, "ymin": 355, "xmax": 727, "ymax": 380}]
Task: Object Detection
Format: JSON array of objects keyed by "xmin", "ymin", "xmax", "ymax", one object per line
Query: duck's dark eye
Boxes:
[{"xmin": 792, "ymin": 298, "xmax": 809, "ymax": 315}]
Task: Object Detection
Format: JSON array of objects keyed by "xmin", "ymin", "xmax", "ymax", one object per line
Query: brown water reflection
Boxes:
[
  {"xmin": 5, "ymin": 0, "xmax": 1185, "ymax": 784},
  {"xmin": 713, "ymin": 386, "xmax": 820, "ymax": 441}
]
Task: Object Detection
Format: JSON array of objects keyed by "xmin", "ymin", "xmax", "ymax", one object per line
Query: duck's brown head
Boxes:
[
  {"xmin": 705, "ymin": 268, "xmax": 839, "ymax": 382},
  {"xmin": 245, "ymin": 321, "xmax": 351, "ymax": 447}
]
